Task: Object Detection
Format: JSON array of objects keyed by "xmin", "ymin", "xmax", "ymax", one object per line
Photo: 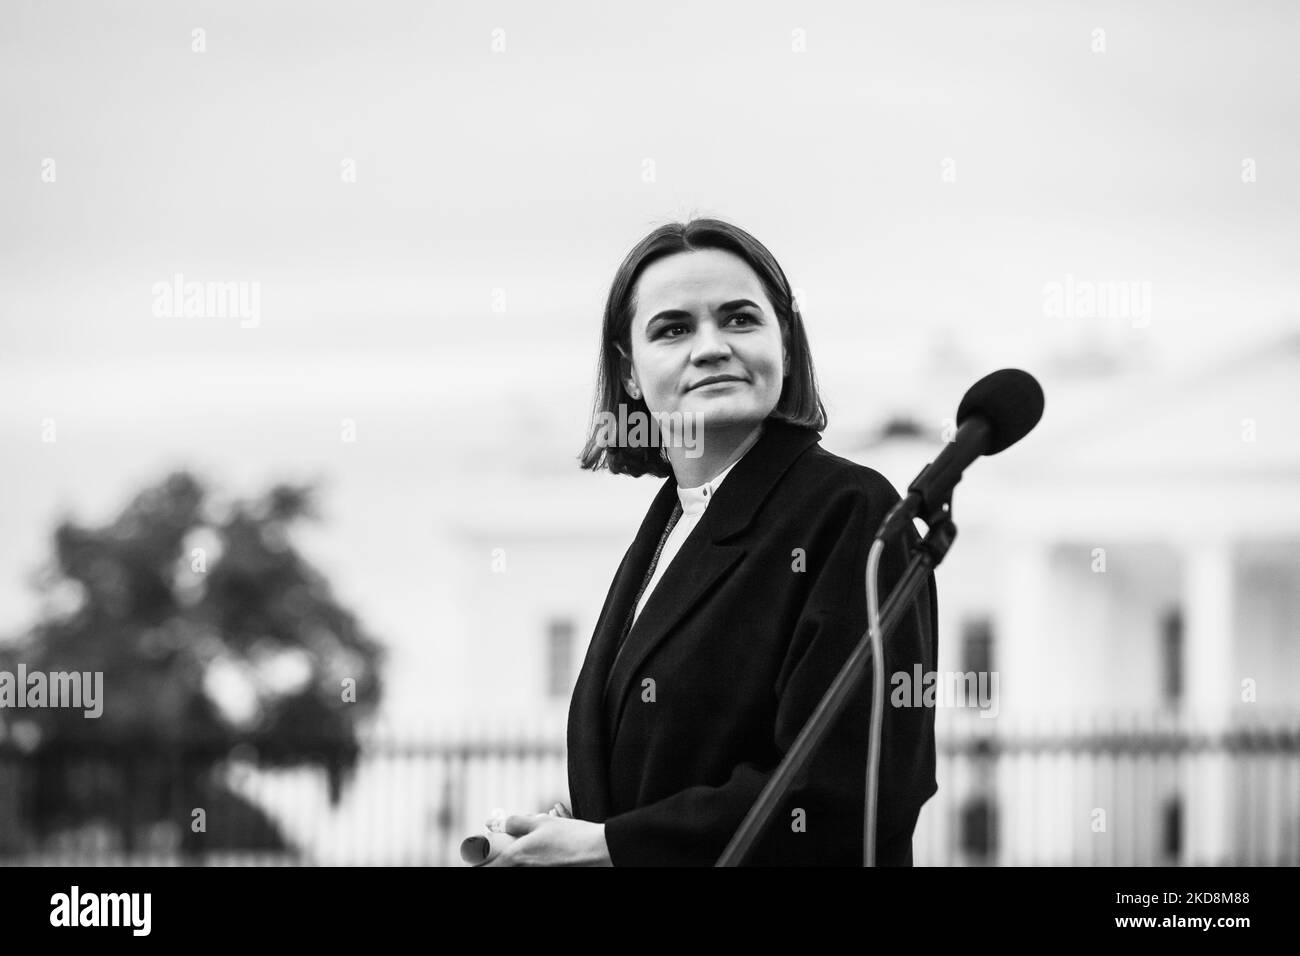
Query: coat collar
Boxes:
[
  {"xmin": 569, "ymin": 417, "xmax": 823, "ymax": 820},
  {"xmin": 685, "ymin": 417, "xmax": 824, "ymax": 545}
]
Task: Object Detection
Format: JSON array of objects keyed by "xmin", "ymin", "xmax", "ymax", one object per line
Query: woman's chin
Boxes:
[{"xmin": 682, "ymin": 401, "xmax": 763, "ymax": 431}]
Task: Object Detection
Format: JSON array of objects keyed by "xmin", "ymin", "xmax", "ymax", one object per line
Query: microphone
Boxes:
[{"xmin": 878, "ymin": 368, "xmax": 1044, "ymax": 540}]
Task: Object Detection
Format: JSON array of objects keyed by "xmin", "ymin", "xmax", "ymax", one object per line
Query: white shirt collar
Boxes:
[{"xmin": 676, "ymin": 453, "xmax": 745, "ymax": 517}]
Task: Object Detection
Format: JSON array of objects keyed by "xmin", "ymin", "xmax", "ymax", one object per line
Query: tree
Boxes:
[{"xmin": 0, "ymin": 470, "xmax": 384, "ymax": 858}]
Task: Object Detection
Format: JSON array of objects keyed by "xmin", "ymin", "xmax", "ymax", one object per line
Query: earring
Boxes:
[{"xmin": 628, "ymin": 384, "xmax": 640, "ymax": 399}]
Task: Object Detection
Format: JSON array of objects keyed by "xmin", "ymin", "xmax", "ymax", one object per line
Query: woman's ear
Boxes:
[{"xmin": 615, "ymin": 343, "xmax": 641, "ymax": 398}]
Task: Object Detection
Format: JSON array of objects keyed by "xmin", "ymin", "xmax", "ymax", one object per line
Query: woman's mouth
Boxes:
[{"xmin": 689, "ymin": 376, "xmax": 746, "ymax": 391}]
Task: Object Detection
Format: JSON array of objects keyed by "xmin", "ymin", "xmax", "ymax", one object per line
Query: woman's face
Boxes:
[{"xmin": 622, "ymin": 248, "xmax": 789, "ymax": 435}]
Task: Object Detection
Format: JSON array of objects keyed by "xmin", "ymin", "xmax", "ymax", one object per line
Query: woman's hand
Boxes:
[{"xmin": 482, "ymin": 812, "xmax": 612, "ymax": 866}]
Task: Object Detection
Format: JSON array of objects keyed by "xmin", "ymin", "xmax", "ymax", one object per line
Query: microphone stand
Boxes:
[{"xmin": 714, "ymin": 497, "xmax": 957, "ymax": 867}]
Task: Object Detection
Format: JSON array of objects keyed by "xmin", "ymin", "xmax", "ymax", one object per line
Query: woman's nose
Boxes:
[{"xmin": 691, "ymin": 320, "xmax": 731, "ymax": 361}]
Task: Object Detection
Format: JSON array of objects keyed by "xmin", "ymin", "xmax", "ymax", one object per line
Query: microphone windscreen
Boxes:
[{"xmin": 956, "ymin": 369, "xmax": 1045, "ymax": 454}]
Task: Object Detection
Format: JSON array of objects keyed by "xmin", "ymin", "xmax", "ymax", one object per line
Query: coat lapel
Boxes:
[
  {"xmin": 568, "ymin": 473, "xmax": 680, "ymax": 819},
  {"xmin": 600, "ymin": 419, "xmax": 824, "ymax": 747},
  {"xmin": 601, "ymin": 535, "xmax": 745, "ymax": 733},
  {"xmin": 569, "ymin": 417, "xmax": 823, "ymax": 819}
]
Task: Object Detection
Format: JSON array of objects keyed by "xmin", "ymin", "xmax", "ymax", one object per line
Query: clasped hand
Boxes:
[{"xmin": 481, "ymin": 802, "xmax": 612, "ymax": 867}]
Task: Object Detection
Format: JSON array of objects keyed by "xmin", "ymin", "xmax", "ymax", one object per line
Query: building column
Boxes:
[
  {"xmin": 1180, "ymin": 539, "xmax": 1234, "ymax": 865},
  {"xmin": 997, "ymin": 534, "xmax": 1057, "ymax": 863}
]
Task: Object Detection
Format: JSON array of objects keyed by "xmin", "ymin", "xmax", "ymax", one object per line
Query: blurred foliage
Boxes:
[{"xmin": 0, "ymin": 470, "xmax": 385, "ymax": 855}]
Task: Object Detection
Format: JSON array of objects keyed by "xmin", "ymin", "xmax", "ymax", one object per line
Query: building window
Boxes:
[
  {"xmin": 546, "ymin": 617, "xmax": 575, "ymax": 699},
  {"xmin": 1160, "ymin": 607, "xmax": 1183, "ymax": 705},
  {"xmin": 959, "ymin": 793, "xmax": 997, "ymax": 859},
  {"xmin": 967, "ymin": 616, "xmax": 993, "ymax": 707},
  {"xmin": 1161, "ymin": 795, "xmax": 1182, "ymax": 861}
]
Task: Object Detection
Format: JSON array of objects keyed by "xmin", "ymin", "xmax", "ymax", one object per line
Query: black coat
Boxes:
[{"xmin": 567, "ymin": 417, "xmax": 939, "ymax": 866}]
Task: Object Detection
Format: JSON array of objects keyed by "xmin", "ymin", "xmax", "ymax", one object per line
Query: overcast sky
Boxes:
[{"xmin": 2, "ymin": 1, "xmax": 1297, "ymax": 714}]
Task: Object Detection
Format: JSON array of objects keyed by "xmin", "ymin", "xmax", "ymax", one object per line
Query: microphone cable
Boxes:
[{"xmin": 862, "ymin": 535, "xmax": 887, "ymax": 867}]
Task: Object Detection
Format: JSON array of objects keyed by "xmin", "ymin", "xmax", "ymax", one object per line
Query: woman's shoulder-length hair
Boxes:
[{"xmin": 577, "ymin": 217, "xmax": 829, "ymax": 478}]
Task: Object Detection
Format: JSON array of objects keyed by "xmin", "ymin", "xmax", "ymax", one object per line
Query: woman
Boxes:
[{"xmin": 487, "ymin": 218, "xmax": 939, "ymax": 866}]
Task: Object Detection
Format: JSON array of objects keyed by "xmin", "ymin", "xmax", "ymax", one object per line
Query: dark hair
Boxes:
[{"xmin": 577, "ymin": 218, "xmax": 828, "ymax": 478}]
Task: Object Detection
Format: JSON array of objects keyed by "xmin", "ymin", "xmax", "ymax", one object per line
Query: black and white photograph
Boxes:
[{"xmin": 1, "ymin": 0, "xmax": 1295, "ymax": 935}]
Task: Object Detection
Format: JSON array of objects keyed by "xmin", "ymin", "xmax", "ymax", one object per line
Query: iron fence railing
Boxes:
[{"xmin": 3, "ymin": 714, "xmax": 1297, "ymax": 866}]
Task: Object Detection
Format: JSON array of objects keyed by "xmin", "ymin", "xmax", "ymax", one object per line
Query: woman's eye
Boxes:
[{"xmin": 658, "ymin": 315, "xmax": 756, "ymax": 339}]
